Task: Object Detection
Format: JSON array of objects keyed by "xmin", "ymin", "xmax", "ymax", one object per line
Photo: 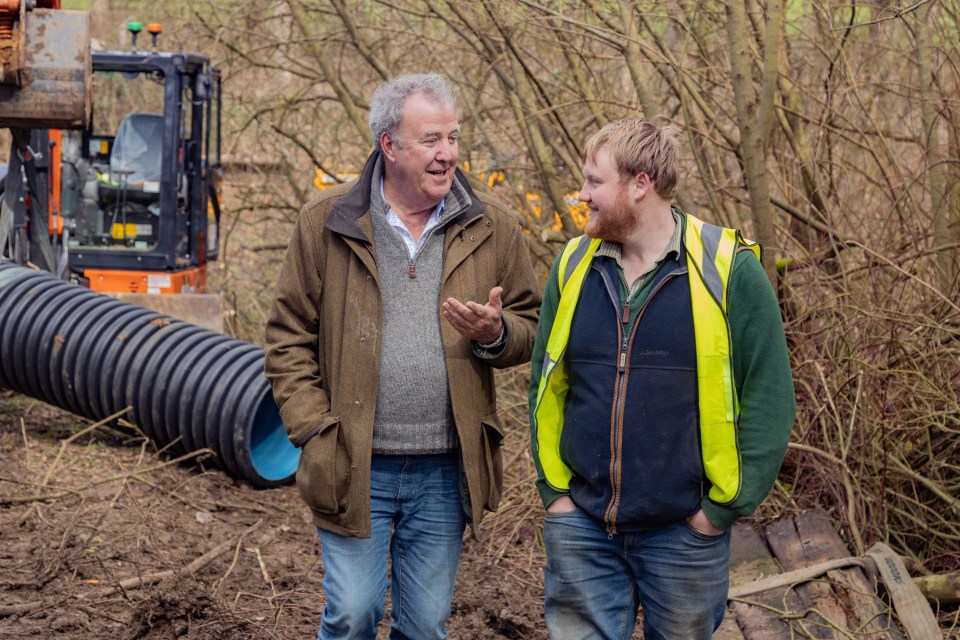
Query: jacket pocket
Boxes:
[
  {"xmin": 295, "ymin": 418, "xmax": 350, "ymax": 515},
  {"xmin": 479, "ymin": 414, "xmax": 505, "ymax": 511}
]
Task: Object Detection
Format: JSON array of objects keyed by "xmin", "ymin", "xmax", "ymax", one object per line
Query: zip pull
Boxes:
[
  {"xmin": 408, "ymin": 262, "xmax": 416, "ymax": 278},
  {"xmin": 621, "ymin": 300, "xmax": 630, "ymax": 324},
  {"xmin": 618, "ymin": 351, "xmax": 626, "ymax": 371}
]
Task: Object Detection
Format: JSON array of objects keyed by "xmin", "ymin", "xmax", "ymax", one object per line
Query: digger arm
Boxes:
[
  {"xmin": 1, "ymin": 3, "xmax": 89, "ymax": 271},
  {"xmin": 0, "ymin": 2, "xmax": 91, "ymax": 129}
]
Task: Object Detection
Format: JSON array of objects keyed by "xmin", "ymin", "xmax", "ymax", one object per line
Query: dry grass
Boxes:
[{"xmin": 780, "ymin": 252, "xmax": 960, "ymax": 592}]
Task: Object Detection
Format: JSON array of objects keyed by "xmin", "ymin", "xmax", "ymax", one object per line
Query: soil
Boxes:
[{"xmin": 0, "ymin": 389, "xmax": 549, "ymax": 640}]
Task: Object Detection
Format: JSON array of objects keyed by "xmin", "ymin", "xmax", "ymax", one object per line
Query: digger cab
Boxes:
[
  {"xmin": 64, "ymin": 47, "xmax": 222, "ymax": 296},
  {"xmin": 2, "ymin": 11, "xmax": 224, "ymax": 330}
]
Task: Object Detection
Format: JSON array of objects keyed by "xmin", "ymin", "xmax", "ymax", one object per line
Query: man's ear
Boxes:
[
  {"xmin": 631, "ymin": 172, "xmax": 652, "ymax": 199},
  {"xmin": 380, "ymin": 132, "xmax": 397, "ymax": 162}
]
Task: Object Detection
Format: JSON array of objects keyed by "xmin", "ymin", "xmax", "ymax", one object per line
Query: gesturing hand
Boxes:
[{"xmin": 442, "ymin": 286, "xmax": 504, "ymax": 344}]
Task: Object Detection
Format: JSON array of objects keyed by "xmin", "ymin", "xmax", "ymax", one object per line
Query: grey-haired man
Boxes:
[{"xmin": 265, "ymin": 73, "xmax": 540, "ymax": 639}]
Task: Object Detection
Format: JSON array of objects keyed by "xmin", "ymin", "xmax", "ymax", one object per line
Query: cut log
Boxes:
[{"xmin": 912, "ymin": 572, "xmax": 960, "ymax": 606}]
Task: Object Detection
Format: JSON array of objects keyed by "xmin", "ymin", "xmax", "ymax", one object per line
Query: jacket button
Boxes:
[
  {"xmin": 355, "ymin": 400, "xmax": 361, "ymax": 405},
  {"xmin": 471, "ymin": 236, "xmax": 476, "ymax": 241},
  {"xmin": 486, "ymin": 220, "xmax": 492, "ymax": 227}
]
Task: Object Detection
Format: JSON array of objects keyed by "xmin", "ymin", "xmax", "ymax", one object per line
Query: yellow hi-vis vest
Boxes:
[{"xmin": 532, "ymin": 213, "xmax": 761, "ymax": 505}]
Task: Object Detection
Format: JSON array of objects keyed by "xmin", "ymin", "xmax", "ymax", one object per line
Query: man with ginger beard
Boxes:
[
  {"xmin": 265, "ymin": 73, "xmax": 540, "ymax": 639},
  {"xmin": 528, "ymin": 118, "xmax": 795, "ymax": 639}
]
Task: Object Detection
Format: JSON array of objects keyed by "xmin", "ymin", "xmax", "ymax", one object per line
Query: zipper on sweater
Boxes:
[
  {"xmin": 603, "ymin": 319, "xmax": 630, "ymax": 535},
  {"xmin": 406, "ymin": 225, "xmax": 443, "ymax": 278},
  {"xmin": 408, "ymin": 242, "xmax": 424, "ymax": 278},
  {"xmin": 603, "ymin": 272, "xmax": 680, "ymax": 536}
]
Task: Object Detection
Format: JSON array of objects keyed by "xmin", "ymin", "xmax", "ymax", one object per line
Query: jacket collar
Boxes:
[{"xmin": 326, "ymin": 149, "xmax": 485, "ymax": 241}]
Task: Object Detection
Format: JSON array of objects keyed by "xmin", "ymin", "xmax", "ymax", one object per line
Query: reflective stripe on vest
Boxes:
[
  {"xmin": 532, "ymin": 213, "xmax": 760, "ymax": 504},
  {"xmin": 532, "ymin": 234, "xmax": 601, "ymax": 492},
  {"xmin": 684, "ymin": 215, "xmax": 760, "ymax": 503}
]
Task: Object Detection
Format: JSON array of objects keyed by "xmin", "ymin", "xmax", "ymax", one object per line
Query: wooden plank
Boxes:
[
  {"xmin": 722, "ymin": 513, "xmax": 916, "ymax": 640},
  {"xmin": 729, "ymin": 522, "xmax": 782, "ymax": 587},
  {"xmin": 795, "ymin": 513, "xmax": 905, "ymax": 640},
  {"xmin": 713, "ymin": 615, "xmax": 747, "ymax": 640},
  {"xmin": 829, "ymin": 570, "xmax": 906, "ymax": 640},
  {"xmin": 764, "ymin": 512, "xmax": 907, "ymax": 640},
  {"xmin": 726, "ymin": 522, "xmax": 797, "ymax": 640},
  {"xmin": 765, "ymin": 514, "xmax": 852, "ymax": 638},
  {"xmin": 730, "ymin": 601, "xmax": 793, "ymax": 640},
  {"xmin": 718, "ymin": 524, "xmax": 770, "ymax": 639}
]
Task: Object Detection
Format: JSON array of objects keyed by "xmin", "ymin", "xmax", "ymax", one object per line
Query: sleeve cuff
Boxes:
[
  {"xmin": 700, "ymin": 499, "xmax": 739, "ymax": 531},
  {"xmin": 471, "ymin": 323, "xmax": 507, "ymax": 359}
]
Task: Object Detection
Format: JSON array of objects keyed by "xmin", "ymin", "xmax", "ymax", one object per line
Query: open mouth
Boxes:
[{"xmin": 428, "ymin": 168, "xmax": 449, "ymax": 177}]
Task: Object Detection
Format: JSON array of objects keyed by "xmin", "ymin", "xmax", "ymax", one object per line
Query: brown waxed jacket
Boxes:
[{"xmin": 264, "ymin": 150, "xmax": 541, "ymax": 538}]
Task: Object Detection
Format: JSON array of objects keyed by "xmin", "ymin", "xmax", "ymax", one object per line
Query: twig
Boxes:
[
  {"xmin": 831, "ymin": 0, "xmax": 932, "ymax": 31},
  {"xmin": 0, "ymin": 520, "xmax": 263, "ymax": 618},
  {"xmin": 12, "ymin": 408, "xmax": 133, "ymax": 524},
  {"xmin": 214, "ymin": 535, "xmax": 247, "ymax": 597},
  {"xmin": 20, "ymin": 417, "xmax": 29, "ymax": 462},
  {"xmin": 248, "ymin": 546, "xmax": 278, "ymax": 599},
  {"xmin": 248, "ymin": 242, "xmax": 289, "ymax": 252},
  {"xmin": 0, "ymin": 601, "xmax": 43, "ymax": 617},
  {"xmin": 877, "ymin": 443, "xmax": 960, "ymax": 513},
  {"xmin": 41, "ymin": 407, "xmax": 134, "ymax": 487},
  {"xmin": 76, "ymin": 603, "xmax": 128, "ymax": 625},
  {"xmin": 95, "ymin": 519, "xmax": 262, "ymax": 594},
  {"xmin": 0, "ymin": 449, "xmax": 215, "ymax": 505}
]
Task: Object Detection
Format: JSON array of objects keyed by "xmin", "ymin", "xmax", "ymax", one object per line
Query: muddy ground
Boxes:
[{"xmin": 0, "ymin": 384, "xmax": 548, "ymax": 640}]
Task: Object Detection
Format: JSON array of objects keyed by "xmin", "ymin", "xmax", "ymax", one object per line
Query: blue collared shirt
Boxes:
[{"xmin": 381, "ymin": 177, "xmax": 445, "ymax": 259}]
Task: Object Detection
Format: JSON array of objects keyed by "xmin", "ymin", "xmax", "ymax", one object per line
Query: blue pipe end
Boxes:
[{"xmin": 249, "ymin": 394, "xmax": 300, "ymax": 484}]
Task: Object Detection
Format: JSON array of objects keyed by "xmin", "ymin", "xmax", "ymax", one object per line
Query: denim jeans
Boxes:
[
  {"xmin": 316, "ymin": 454, "xmax": 466, "ymax": 640},
  {"xmin": 543, "ymin": 509, "xmax": 730, "ymax": 640}
]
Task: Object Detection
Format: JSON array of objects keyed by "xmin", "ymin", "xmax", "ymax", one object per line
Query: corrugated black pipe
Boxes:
[{"xmin": 0, "ymin": 261, "xmax": 299, "ymax": 487}]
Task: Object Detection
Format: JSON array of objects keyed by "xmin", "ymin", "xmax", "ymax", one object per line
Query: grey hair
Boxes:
[{"xmin": 368, "ymin": 73, "xmax": 458, "ymax": 150}]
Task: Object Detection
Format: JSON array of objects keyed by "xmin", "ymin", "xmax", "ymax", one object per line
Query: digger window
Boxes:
[
  {"xmin": 110, "ymin": 113, "xmax": 164, "ymax": 184},
  {"xmin": 68, "ymin": 68, "xmax": 165, "ymax": 253}
]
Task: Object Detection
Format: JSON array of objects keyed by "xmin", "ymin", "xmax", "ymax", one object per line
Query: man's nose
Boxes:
[
  {"xmin": 578, "ymin": 187, "xmax": 590, "ymax": 202},
  {"xmin": 435, "ymin": 139, "xmax": 457, "ymax": 162}
]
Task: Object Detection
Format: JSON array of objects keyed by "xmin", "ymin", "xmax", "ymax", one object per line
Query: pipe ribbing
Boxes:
[{"xmin": 0, "ymin": 261, "xmax": 299, "ymax": 487}]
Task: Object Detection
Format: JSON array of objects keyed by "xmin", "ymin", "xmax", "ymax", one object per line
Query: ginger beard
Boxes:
[{"xmin": 584, "ymin": 181, "xmax": 639, "ymax": 243}]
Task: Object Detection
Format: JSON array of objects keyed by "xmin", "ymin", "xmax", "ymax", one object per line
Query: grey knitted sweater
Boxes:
[{"xmin": 368, "ymin": 161, "xmax": 471, "ymax": 454}]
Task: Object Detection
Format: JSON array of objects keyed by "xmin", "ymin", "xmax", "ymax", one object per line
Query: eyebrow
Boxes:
[{"xmin": 419, "ymin": 125, "xmax": 461, "ymax": 140}]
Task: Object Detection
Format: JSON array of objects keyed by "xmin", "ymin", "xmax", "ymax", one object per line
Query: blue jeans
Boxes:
[
  {"xmin": 543, "ymin": 509, "xmax": 730, "ymax": 640},
  {"xmin": 316, "ymin": 454, "xmax": 466, "ymax": 640}
]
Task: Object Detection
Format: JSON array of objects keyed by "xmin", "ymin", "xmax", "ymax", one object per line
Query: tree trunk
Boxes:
[
  {"xmin": 916, "ymin": 5, "xmax": 958, "ymax": 293},
  {"xmin": 726, "ymin": 0, "xmax": 778, "ymax": 283}
]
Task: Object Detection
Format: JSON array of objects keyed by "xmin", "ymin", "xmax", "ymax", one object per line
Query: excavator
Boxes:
[
  {"xmin": 0, "ymin": 2, "xmax": 298, "ymax": 489},
  {"xmin": 1, "ymin": 0, "xmax": 223, "ymax": 329}
]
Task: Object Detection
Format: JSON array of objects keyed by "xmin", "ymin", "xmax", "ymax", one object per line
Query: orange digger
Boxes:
[{"xmin": 1, "ymin": 1, "xmax": 223, "ymax": 329}]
